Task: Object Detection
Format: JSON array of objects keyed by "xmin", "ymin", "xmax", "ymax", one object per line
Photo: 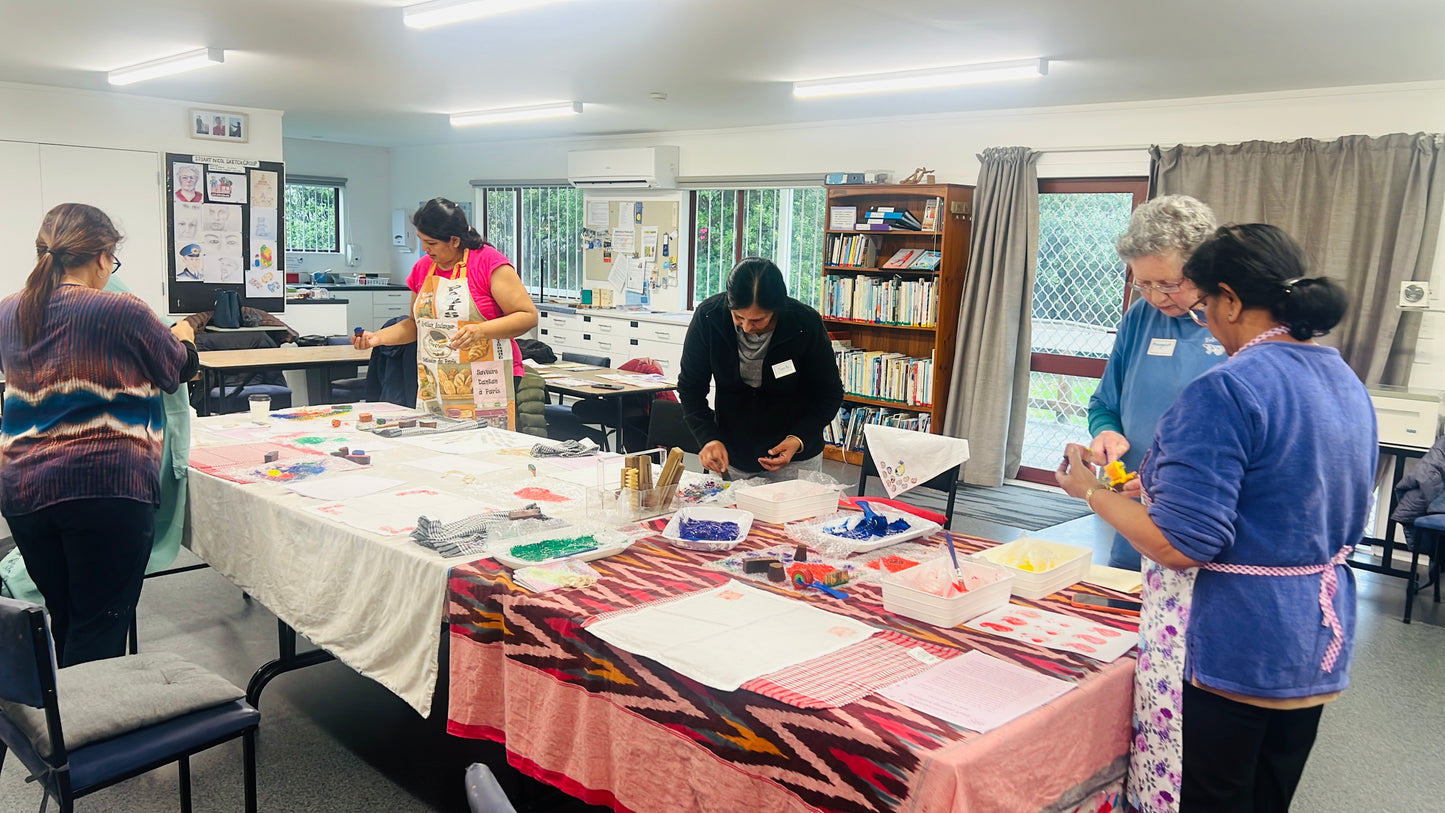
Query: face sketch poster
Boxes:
[{"xmin": 165, "ymin": 153, "xmax": 286, "ymax": 313}]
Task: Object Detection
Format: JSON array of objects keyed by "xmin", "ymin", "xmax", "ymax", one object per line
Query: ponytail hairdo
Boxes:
[
  {"xmin": 1183, "ymin": 223, "xmax": 1349, "ymax": 341},
  {"xmin": 20, "ymin": 203, "xmax": 121, "ymax": 347},
  {"xmin": 412, "ymin": 197, "xmax": 487, "ymax": 251}
]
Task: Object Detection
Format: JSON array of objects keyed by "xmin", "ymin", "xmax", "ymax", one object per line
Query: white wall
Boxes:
[
  {"xmin": 281, "ymin": 138, "xmax": 393, "ymax": 283},
  {"xmin": 389, "ymin": 80, "xmax": 1445, "ymax": 391},
  {"xmin": 0, "ymin": 80, "xmax": 284, "ymax": 316}
]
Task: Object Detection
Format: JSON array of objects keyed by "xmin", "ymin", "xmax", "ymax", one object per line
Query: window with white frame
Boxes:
[
  {"xmin": 475, "ymin": 185, "xmax": 585, "ymax": 298},
  {"xmin": 284, "ymin": 177, "xmax": 343, "ymax": 253},
  {"xmin": 691, "ymin": 187, "xmax": 826, "ymax": 308}
]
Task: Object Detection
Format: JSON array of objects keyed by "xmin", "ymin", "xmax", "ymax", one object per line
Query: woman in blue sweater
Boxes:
[{"xmin": 1057, "ymin": 224, "xmax": 1375, "ymax": 813}]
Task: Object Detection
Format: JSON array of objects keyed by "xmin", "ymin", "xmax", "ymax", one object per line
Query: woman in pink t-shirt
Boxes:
[{"xmin": 354, "ymin": 198, "xmax": 536, "ymax": 381}]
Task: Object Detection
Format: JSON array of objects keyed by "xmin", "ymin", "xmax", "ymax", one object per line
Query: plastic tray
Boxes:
[
  {"xmin": 492, "ymin": 525, "xmax": 632, "ymax": 569},
  {"xmin": 881, "ymin": 557, "xmax": 1013, "ymax": 627},
  {"xmin": 972, "ymin": 537, "xmax": 1092, "ymax": 600},
  {"xmin": 733, "ymin": 479, "xmax": 841, "ymax": 524},
  {"xmin": 808, "ymin": 507, "xmax": 941, "ymax": 553},
  {"xmin": 662, "ymin": 507, "xmax": 754, "ymax": 552}
]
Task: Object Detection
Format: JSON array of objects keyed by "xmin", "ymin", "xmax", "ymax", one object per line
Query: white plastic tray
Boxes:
[
  {"xmin": 733, "ymin": 479, "xmax": 841, "ymax": 524},
  {"xmin": 662, "ymin": 507, "xmax": 754, "ymax": 552},
  {"xmin": 882, "ymin": 558, "xmax": 1013, "ymax": 627},
  {"xmin": 972, "ymin": 537, "xmax": 1092, "ymax": 600},
  {"xmin": 807, "ymin": 507, "xmax": 941, "ymax": 553},
  {"xmin": 492, "ymin": 525, "xmax": 632, "ymax": 569}
]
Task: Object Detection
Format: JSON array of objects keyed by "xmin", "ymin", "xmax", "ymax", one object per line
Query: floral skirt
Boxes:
[{"xmin": 1126, "ymin": 560, "xmax": 1195, "ymax": 813}]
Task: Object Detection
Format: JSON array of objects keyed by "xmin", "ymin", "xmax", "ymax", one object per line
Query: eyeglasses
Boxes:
[
  {"xmin": 109, "ymin": 255, "xmax": 122, "ymax": 275},
  {"xmin": 1130, "ymin": 280, "xmax": 1185, "ymax": 295},
  {"xmin": 1187, "ymin": 296, "xmax": 1208, "ymax": 327}
]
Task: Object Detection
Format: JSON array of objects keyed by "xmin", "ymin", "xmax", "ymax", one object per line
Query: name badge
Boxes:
[
  {"xmin": 1147, "ymin": 338, "xmax": 1177, "ymax": 357},
  {"xmin": 772, "ymin": 359, "xmax": 797, "ymax": 378}
]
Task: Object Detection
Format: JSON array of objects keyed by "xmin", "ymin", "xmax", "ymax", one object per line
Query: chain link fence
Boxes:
[{"xmin": 1021, "ymin": 192, "xmax": 1133, "ymax": 471}]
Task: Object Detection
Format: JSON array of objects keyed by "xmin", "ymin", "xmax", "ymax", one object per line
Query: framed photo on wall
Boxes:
[{"xmin": 189, "ymin": 108, "xmax": 249, "ymax": 143}]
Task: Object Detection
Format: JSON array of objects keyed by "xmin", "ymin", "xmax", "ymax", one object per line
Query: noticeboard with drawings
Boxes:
[{"xmin": 165, "ymin": 152, "xmax": 285, "ymax": 314}]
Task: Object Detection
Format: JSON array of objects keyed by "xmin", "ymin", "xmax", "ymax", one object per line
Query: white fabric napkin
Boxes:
[{"xmin": 863, "ymin": 425, "xmax": 970, "ymax": 498}]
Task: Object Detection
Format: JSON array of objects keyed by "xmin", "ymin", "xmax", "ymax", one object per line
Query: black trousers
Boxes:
[
  {"xmin": 1180, "ymin": 682, "xmax": 1325, "ymax": 813},
  {"xmin": 6, "ymin": 498, "xmax": 154, "ymax": 666}
]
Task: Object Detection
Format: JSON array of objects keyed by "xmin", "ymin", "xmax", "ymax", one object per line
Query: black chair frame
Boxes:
[
  {"xmin": 856, "ymin": 437, "xmax": 962, "ymax": 530},
  {"xmin": 3, "ymin": 605, "xmax": 259, "ymax": 813}
]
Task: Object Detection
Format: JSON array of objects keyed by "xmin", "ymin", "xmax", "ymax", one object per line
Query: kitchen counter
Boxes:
[
  {"xmin": 287, "ymin": 297, "xmax": 349, "ymax": 304},
  {"xmin": 292, "ymin": 283, "xmax": 410, "ymax": 292}
]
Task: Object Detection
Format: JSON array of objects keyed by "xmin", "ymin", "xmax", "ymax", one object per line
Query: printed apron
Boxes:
[
  {"xmin": 1126, "ymin": 522, "xmax": 1193, "ymax": 813},
  {"xmin": 412, "ymin": 250, "xmax": 516, "ymax": 428}
]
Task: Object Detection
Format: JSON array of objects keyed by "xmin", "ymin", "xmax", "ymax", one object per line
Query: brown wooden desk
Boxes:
[
  {"xmin": 196, "ymin": 345, "xmax": 371, "ymax": 416},
  {"xmin": 534, "ymin": 363, "xmax": 675, "ymax": 452}
]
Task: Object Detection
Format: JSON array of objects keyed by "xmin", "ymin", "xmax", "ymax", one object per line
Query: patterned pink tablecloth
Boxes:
[{"xmin": 446, "ymin": 525, "xmax": 1135, "ymax": 813}]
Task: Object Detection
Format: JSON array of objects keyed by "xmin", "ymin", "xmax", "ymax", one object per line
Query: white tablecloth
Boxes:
[{"xmin": 187, "ymin": 409, "xmax": 580, "ymax": 717}]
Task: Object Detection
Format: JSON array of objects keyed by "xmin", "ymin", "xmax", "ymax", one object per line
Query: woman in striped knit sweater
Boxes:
[{"xmin": 0, "ymin": 203, "xmax": 199, "ymax": 666}]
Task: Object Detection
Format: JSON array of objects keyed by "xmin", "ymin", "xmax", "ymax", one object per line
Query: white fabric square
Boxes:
[{"xmin": 864, "ymin": 425, "xmax": 970, "ymax": 498}]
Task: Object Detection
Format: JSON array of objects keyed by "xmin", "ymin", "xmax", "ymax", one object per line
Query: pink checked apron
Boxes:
[
  {"xmin": 1125, "ymin": 326, "xmax": 1350, "ymax": 813},
  {"xmin": 413, "ymin": 249, "xmax": 516, "ymax": 428}
]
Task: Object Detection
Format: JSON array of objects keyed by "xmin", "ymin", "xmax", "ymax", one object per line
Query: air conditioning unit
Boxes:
[{"xmin": 567, "ymin": 146, "xmax": 679, "ymax": 189}]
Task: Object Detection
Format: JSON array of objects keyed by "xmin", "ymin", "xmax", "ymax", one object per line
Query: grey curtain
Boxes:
[
  {"xmin": 944, "ymin": 147, "xmax": 1040, "ymax": 486},
  {"xmin": 1151, "ymin": 133, "xmax": 1445, "ymax": 386}
]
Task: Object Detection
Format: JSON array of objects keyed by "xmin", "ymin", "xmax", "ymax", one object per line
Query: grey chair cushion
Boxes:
[{"xmin": 0, "ymin": 651, "xmax": 244, "ymax": 759}]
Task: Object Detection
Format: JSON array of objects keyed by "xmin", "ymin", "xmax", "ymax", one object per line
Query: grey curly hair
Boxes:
[{"xmin": 1115, "ymin": 194, "xmax": 1218, "ymax": 261}]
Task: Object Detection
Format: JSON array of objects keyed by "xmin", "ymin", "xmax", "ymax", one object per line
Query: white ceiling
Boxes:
[{"xmin": 1, "ymin": 0, "xmax": 1442, "ymax": 148}]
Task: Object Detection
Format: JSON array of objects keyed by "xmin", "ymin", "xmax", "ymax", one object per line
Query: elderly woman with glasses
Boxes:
[
  {"xmin": 1088, "ymin": 195, "xmax": 1225, "ymax": 570},
  {"xmin": 1057, "ymin": 224, "xmax": 1375, "ymax": 813}
]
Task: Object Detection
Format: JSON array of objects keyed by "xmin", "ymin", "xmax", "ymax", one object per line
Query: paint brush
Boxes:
[{"xmin": 945, "ymin": 531, "xmax": 965, "ymax": 593}]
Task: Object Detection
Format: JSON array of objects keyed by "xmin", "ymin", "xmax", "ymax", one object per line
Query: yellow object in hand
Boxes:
[{"xmin": 1104, "ymin": 460, "xmax": 1138, "ymax": 489}]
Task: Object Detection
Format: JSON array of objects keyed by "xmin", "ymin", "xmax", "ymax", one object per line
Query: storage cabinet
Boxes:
[{"xmin": 537, "ymin": 308, "xmax": 690, "ymax": 374}]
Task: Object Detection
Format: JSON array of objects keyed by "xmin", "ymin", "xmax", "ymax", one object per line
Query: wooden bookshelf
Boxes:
[{"xmin": 823, "ymin": 183, "xmax": 974, "ymax": 435}]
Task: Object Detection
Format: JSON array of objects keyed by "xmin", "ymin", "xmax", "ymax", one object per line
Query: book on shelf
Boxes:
[
  {"xmin": 822, "ymin": 274, "xmax": 938, "ymax": 326},
  {"xmin": 908, "ymin": 250, "xmax": 942, "ymax": 270},
  {"xmin": 850, "ymin": 222, "xmax": 894, "ymax": 231},
  {"xmin": 827, "ymin": 234, "xmax": 879, "ymax": 267},
  {"xmin": 825, "ymin": 405, "xmax": 933, "ymax": 449},
  {"xmin": 921, "ymin": 198, "xmax": 941, "ymax": 231},
  {"xmin": 882, "ymin": 248, "xmax": 924, "ymax": 269},
  {"xmin": 833, "ymin": 348, "xmax": 935, "ymax": 407},
  {"xmin": 863, "ymin": 209, "xmax": 923, "ymax": 230}
]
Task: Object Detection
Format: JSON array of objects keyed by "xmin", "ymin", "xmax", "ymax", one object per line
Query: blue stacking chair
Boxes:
[
  {"xmin": 0, "ymin": 597, "xmax": 260, "ymax": 813},
  {"xmin": 1404, "ymin": 513, "xmax": 1445, "ymax": 623}
]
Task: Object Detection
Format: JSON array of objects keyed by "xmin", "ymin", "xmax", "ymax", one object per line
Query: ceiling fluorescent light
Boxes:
[
  {"xmin": 404, "ymin": 0, "xmax": 569, "ymax": 29},
  {"xmin": 793, "ymin": 58, "xmax": 1047, "ymax": 98},
  {"xmin": 450, "ymin": 101, "xmax": 583, "ymax": 127},
  {"xmin": 107, "ymin": 47, "xmax": 224, "ymax": 86}
]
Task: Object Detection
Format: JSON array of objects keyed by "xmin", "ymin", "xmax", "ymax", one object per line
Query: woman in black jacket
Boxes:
[{"xmin": 678, "ymin": 258, "xmax": 844, "ymax": 477}]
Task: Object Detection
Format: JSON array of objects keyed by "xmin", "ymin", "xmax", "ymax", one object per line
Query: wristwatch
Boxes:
[{"xmin": 1084, "ymin": 484, "xmax": 1108, "ymax": 508}]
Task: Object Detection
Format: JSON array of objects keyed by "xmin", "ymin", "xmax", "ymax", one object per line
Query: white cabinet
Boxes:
[
  {"xmin": 343, "ymin": 291, "xmax": 373, "ymax": 334},
  {"xmin": 0, "ymin": 141, "xmax": 165, "ymax": 316},
  {"xmin": 373, "ymin": 290, "xmax": 410, "ymax": 328},
  {"xmin": 537, "ymin": 308, "xmax": 691, "ymax": 374}
]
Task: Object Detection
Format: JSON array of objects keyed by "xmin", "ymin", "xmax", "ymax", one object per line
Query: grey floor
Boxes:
[{"xmin": 3, "ymin": 477, "xmax": 1443, "ymax": 812}]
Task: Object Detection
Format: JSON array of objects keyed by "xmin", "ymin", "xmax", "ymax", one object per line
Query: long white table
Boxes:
[{"xmin": 187, "ymin": 405, "xmax": 601, "ymax": 717}]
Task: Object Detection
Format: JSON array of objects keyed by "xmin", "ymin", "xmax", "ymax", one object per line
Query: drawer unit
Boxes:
[
  {"xmin": 538, "ymin": 326, "xmax": 579, "ymax": 351},
  {"xmin": 632, "ymin": 321, "xmax": 686, "ymax": 346},
  {"xmin": 585, "ymin": 333, "xmax": 625, "ymax": 359},
  {"xmin": 579, "ymin": 314, "xmax": 624, "ymax": 335}
]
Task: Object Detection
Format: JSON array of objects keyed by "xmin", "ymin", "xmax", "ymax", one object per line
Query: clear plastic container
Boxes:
[
  {"xmin": 733, "ymin": 479, "xmax": 841, "ymax": 524},
  {"xmin": 881, "ymin": 557, "xmax": 1013, "ymax": 627},
  {"xmin": 585, "ymin": 483, "xmax": 678, "ymax": 524},
  {"xmin": 661, "ymin": 507, "xmax": 753, "ymax": 552},
  {"xmin": 972, "ymin": 537, "xmax": 1092, "ymax": 600}
]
